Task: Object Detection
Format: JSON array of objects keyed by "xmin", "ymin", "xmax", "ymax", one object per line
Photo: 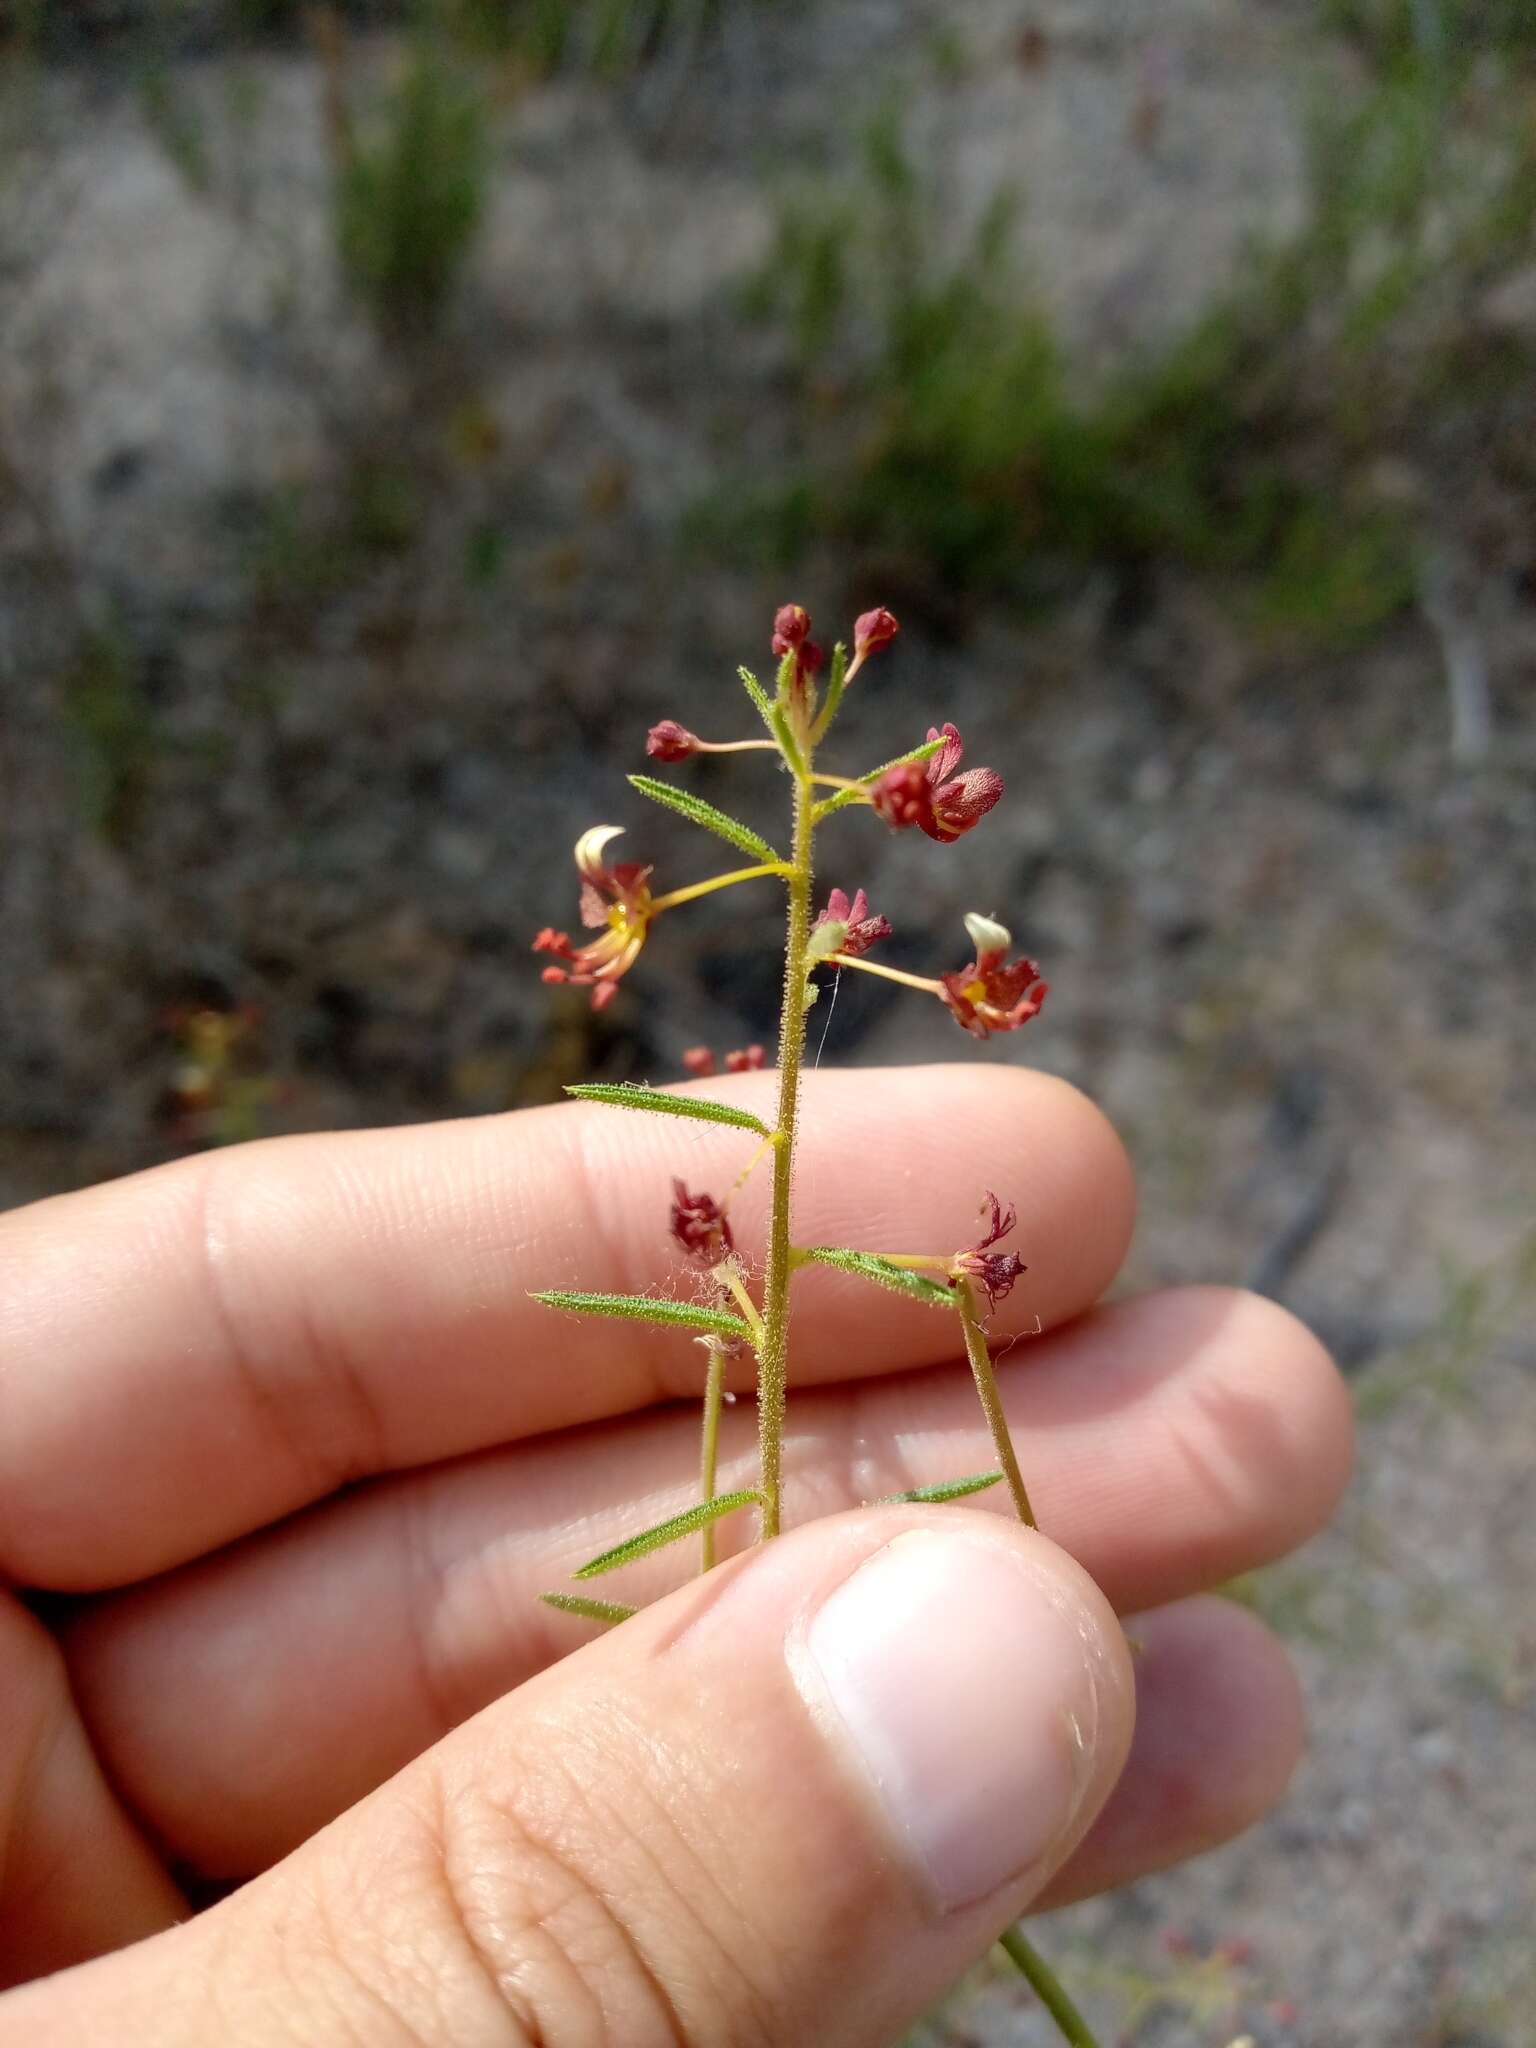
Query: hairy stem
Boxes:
[
  {"xmin": 756, "ymin": 768, "xmax": 814, "ymax": 1538},
  {"xmin": 956, "ymin": 1280, "xmax": 1037, "ymax": 1529},
  {"xmin": 699, "ymin": 1340, "xmax": 726, "ymax": 1572},
  {"xmin": 998, "ymin": 1928, "xmax": 1099, "ymax": 2047}
]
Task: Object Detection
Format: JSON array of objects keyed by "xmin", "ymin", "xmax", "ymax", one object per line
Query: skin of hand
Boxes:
[{"xmin": 0, "ymin": 1064, "xmax": 1351, "ymax": 2047}]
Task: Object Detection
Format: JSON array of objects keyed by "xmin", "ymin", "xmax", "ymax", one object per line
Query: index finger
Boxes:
[{"xmin": 0, "ymin": 1064, "xmax": 1133, "ymax": 1588}]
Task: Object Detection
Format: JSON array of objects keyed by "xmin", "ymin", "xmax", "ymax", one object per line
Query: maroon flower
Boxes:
[
  {"xmin": 853, "ymin": 607, "xmax": 899, "ymax": 658},
  {"xmin": 871, "ymin": 724, "xmax": 1003, "ymax": 843},
  {"xmin": 952, "ymin": 1191, "xmax": 1026, "ymax": 1309},
  {"xmin": 646, "ymin": 719, "xmax": 700, "ymax": 761},
  {"xmin": 940, "ymin": 914, "xmax": 1048, "ymax": 1039},
  {"xmin": 670, "ymin": 1180, "xmax": 733, "ymax": 1267},
  {"xmin": 771, "ymin": 603, "xmax": 810, "ymax": 655},
  {"xmin": 814, "ymin": 886, "xmax": 892, "ymax": 959},
  {"xmin": 533, "ymin": 826, "xmax": 654, "ymax": 1011},
  {"xmin": 725, "ymin": 1044, "xmax": 766, "ymax": 1072}
]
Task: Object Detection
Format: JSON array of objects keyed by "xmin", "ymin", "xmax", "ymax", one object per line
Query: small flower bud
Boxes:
[
  {"xmin": 853, "ymin": 606, "xmax": 899, "ymax": 657},
  {"xmin": 645, "ymin": 719, "xmax": 700, "ymax": 762},
  {"xmin": 682, "ymin": 1046, "xmax": 717, "ymax": 1077},
  {"xmin": 771, "ymin": 603, "xmax": 810, "ymax": 655},
  {"xmin": 724, "ymin": 1044, "xmax": 766, "ymax": 1072}
]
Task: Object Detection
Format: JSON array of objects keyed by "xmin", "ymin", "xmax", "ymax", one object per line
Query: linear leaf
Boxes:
[
  {"xmin": 799, "ymin": 1247, "xmax": 958, "ymax": 1309},
  {"xmin": 768, "ymin": 702, "xmax": 805, "ymax": 776},
  {"xmin": 627, "ymin": 776, "xmax": 780, "ymax": 862},
  {"xmin": 564, "ymin": 1082, "xmax": 770, "ymax": 1135},
  {"xmin": 540, "ymin": 1591, "xmax": 637, "ymax": 1625},
  {"xmin": 810, "ymin": 641, "xmax": 848, "ymax": 742},
  {"xmin": 531, "ymin": 1290, "xmax": 751, "ymax": 1339},
  {"xmin": 737, "ymin": 665, "xmax": 776, "ymax": 731},
  {"xmin": 811, "ymin": 735, "xmax": 948, "ymax": 824},
  {"xmin": 881, "ymin": 1470, "xmax": 1004, "ymax": 1506},
  {"xmin": 573, "ymin": 1489, "xmax": 762, "ymax": 1579}
]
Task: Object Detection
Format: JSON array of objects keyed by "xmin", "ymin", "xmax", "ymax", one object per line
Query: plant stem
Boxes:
[
  {"xmin": 698, "ymin": 1340, "xmax": 725, "ymax": 1572},
  {"xmin": 998, "ymin": 1928, "xmax": 1100, "ymax": 2047},
  {"xmin": 956, "ymin": 1280, "xmax": 1037, "ymax": 1529},
  {"xmin": 756, "ymin": 768, "xmax": 814, "ymax": 1538}
]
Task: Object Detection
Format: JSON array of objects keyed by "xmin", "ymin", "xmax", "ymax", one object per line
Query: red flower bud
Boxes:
[
  {"xmin": 645, "ymin": 719, "xmax": 700, "ymax": 762},
  {"xmin": 682, "ymin": 1046, "xmax": 717, "ymax": 1076},
  {"xmin": 724, "ymin": 1044, "xmax": 766, "ymax": 1072},
  {"xmin": 771, "ymin": 603, "xmax": 810, "ymax": 655},
  {"xmin": 670, "ymin": 1180, "xmax": 733, "ymax": 1267},
  {"xmin": 853, "ymin": 607, "xmax": 899, "ymax": 656}
]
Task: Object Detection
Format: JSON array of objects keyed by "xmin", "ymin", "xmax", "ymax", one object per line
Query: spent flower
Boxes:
[
  {"xmin": 670, "ymin": 1180, "xmax": 734, "ymax": 1267},
  {"xmin": 952, "ymin": 1191, "xmax": 1026, "ymax": 1309}
]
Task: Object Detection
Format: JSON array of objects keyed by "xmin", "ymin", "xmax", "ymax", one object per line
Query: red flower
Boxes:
[
  {"xmin": 532, "ymin": 826, "xmax": 654, "ymax": 1010},
  {"xmin": 952, "ymin": 1191, "xmax": 1025, "ymax": 1309},
  {"xmin": 871, "ymin": 724, "xmax": 1003, "ymax": 843},
  {"xmin": 940, "ymin": 914, "xmax": 1048, "ymax": 1038},
  {"xmin": 725, "ymin": 1044, "xmax": 766, "ymax": 1072},
  {"xmin": 645, "ymin": 719, "xmax": 699, "ymax": 761},
  {"xmin": 853, "ymin": 607, "xmax": 899, "ymax": 658},
  {"xmin": 814, "ymin": 886, "xmax": 892, "ymax": 958},
  {"xmin": 670, "ymin": 1180, "xmax": 733, "ymax": 1267}
]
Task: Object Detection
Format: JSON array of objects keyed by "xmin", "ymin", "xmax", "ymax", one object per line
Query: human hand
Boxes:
[{"xmin": 0, "ymin": 1065, "xmax": 1350, "ymax": 2046}]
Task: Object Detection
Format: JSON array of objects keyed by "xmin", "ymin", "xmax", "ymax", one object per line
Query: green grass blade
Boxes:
[
  {"xmin": 573, "ymin": 1489, "xmax": 762, "ymax": 1578},
  {"xmin": 564, "ymin": 1083, "xmax": 769, "ymax": 1135},
  {"xmin": 531, "ymin": 1291, "xmax": 751, "ymax": 1339},
  {"xmin": 540, "ymin": 1591, "xmax": 636, "ymax": 1625},
  {"xmin": 881, "ymin": 1470, "xmax": 1003, "ymax": 1505},
  {"xmin": 627, "ymin": 775, "xmax": 781, "ymax": 862},
  {"xmin": 799, "ymin": 1247, "xmax": 958, "ymax": 1309}
]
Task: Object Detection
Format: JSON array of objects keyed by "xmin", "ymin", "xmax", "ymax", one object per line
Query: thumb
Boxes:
[{"xmin": 5, "ymin": 1508, "xmax": 1133, "ymax": 2048}]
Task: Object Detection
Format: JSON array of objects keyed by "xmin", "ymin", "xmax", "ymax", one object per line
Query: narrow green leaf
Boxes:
[
  {"xmin": 813, "ymin": 736, "xmax": 948, "ymax": 823},
  {"xmin": 737, "ymin": 665, "xmax": 776, "ymax": 731},
  {"xmin": 799, "ymin": 1247, "xmax": 959, "ymax": 1309},
  {"xmin": 881, "ymin": 1470, "xmax": 1004, "ymax": 1506},
  {"xmin": 627, "ymin": 775, "xmax": 780, "ymax": 863},
  {"xmin": 573, "ymin": 1489, "xmax": 762, "ymax": 1579},
  {"xmin": 540, "ymin": 1591, "xmax": 637, "ymax": 1625},
  {"xmin": 810, "ymin": 641, "xmax": 848, "ymax": 742},
  {"xmin": 564, "ymin": 1082, "xmax": 770, "ymax": 1135},
  {"xmin": 768, "ymin": 702, "xmax": 805, "ymax": 776},
  {"xmin": 774, "ymin": 647, "xmax": 800, "ymax": 706},
  {"xmin": 531, "ymin": 1291, "xmax": 751, "ymax": 1339},
  {"xmin": 859, "ymin": 734, "xmax": 946, "ymax": 785}
]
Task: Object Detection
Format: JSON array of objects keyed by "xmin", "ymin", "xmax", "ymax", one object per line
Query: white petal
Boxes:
[
  {"xmin": 574, "ymin": 824, "xmax": 626, "ymax": 881},
  {"xmin": 963, "ymin": 912, "xmax": 1011, "ymax": 957}
]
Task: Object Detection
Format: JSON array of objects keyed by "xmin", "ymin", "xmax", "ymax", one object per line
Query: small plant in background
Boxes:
[
  {"xmin": 322, "ymin": 22, "xmax": 489, "ymax": 338},
  {"xmin": 161, "ymin": 1001, "xmax": 286, "ymax": 1148},
  {"xmin": 530, "ymin": 601, "xmax": 1115, "ymax": 2045}
]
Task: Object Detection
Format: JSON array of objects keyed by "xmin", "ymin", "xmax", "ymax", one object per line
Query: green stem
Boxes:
[
  {"xmin": 756, "ymin": 769, "xmax": 814, "ymax": 1538},
  {"xmin": 649, "ymin": 862, "xmax": 791, "ymax": 914},
  {"xmin": 956, "ymin": 1280, "xmax": 1037, "ymax": 1529},
  {"xmin": 998, "ymin": 1927, "xmax": 1100, "ymax": 2048},
  {"xmin": 699, "ymin": 1340, "xmax": 726, "ymax": 1572}
]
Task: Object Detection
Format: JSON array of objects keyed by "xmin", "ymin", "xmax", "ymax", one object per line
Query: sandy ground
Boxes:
[{"xmin": 1, "ymin": 5, "xmax": 1533, "ymax": 2042}]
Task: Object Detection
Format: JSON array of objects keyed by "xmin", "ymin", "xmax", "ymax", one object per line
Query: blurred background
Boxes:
[{"xmin": 1, "ymin": 1, "xmax": 1533, "ymax": 2041}]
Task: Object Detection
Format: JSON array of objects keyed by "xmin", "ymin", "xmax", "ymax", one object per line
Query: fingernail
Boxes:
[{"xmin": 795, "ymin": 1528, "xmax": 1106, "ymax": 1912}]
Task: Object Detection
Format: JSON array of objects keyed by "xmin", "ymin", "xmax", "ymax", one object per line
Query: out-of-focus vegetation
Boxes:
[{"xmin": 712, "ymin": 17, "xmax": 1536, "ymax": 643}]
